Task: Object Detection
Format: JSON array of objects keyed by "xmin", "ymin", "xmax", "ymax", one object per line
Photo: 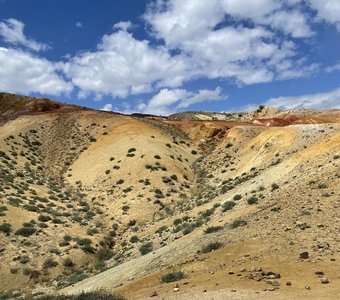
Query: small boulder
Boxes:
[
  {"xmin": 150, "ymin": 291, "xmax": 158, "ymax": 297},
  {"xmin": 320, "ymin": 277, "xmax": 329, "ymax": 284},
  {"xmin": 315, "ymin": 271, "xmax": 324, "ymax": 276}
]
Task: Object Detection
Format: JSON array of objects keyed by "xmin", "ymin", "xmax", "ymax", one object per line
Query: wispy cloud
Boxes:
[
  {"xmin": 263, "ymin": 87, "xmax": 340, "ymax": 110},
  {"xmin": 325, "ymin": 62, "xmax": 340, "ymax": 73}
]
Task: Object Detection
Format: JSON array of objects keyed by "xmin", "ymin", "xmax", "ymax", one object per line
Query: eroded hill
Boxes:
[{"xmin": 0, "ymin": 93, "xmax": 339, "ymax": 299}]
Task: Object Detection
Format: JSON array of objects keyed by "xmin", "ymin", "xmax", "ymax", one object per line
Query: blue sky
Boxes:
[{"xmin": 0, "ymin": 0, "xmax": 339, "ymax": 115}]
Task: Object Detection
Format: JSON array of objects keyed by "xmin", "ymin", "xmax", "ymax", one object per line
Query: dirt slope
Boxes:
[
  {"xmin": 0, "ymin": 93, "xmax": 339, "ymax": 300},
  {"xmin": 58, "ymin": 122, "xmax": 339, "ymax": 300}
]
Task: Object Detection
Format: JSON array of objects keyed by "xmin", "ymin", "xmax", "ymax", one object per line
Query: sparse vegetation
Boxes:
[
  {"xmin": 0, "ymin": 92, "xmax": 338, "ymax": 295},
  {"xmin": 33, "ymin": 291, "xmax": 125, "ymax": 300}
]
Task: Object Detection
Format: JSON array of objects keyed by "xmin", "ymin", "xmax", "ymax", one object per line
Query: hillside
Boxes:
[{"xmin": 0, "ymin": 93, "xmax": 339, "ymax": 299}]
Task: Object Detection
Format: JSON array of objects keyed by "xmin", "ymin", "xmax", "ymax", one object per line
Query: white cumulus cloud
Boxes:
[
  {"xmin": 307, "ymin": 0, "xmax": 340, "ymax": 30},
  {"xmin": 63, "ymin": 25, "xmax": 191, "ymax": 99},
  {"xmin": 139, "ymin": 86, "xmax": 225, "ymax": 115},
  {"xmin": 0, "ymin": 18, "xmax": 50, "ymax": 51},
  {"xmin": 100, "ymin": 103, "xmax": 113, "ymax": 111},
  {"xmin": 0, "ymin": 47, "xmax": 72, "ymax": 95}
]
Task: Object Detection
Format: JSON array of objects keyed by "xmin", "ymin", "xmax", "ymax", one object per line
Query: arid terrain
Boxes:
[{"xmin": 0, "ymin": 92, "xmax": 339, "ymax": 299}]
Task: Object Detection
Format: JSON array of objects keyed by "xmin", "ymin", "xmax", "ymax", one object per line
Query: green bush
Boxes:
[
  {"xmin": 64, "ymin": 235, "xmax": 72, "ymax": 242},
  {"xmin": 173, "ymin": 218, "xmax": 182, "ymax": 226},
  {"xmin": 155, "ymin": 226, "xmax": 168, "ymax": 235},
  {"xmin": 96, "ymin": 248, "xmax": 114, "ymax": 261},
  {"xmin": 139, "ymin": 242, "xmax": 153, "ymax": 255},
  {"xmin": 200, "ymin": 208, "xmax": 215, "ymax": 218},
  {"xmin": 200, "ymin": 242, "xmax": 223, "ymax": 253},
  {"xmin": 122, "ymin": 205, "xmax": 130, "ymax": 212},
  {"xmin": 161, "ymin": 271, "xmax": 186, "ymax": 283},
  {"xmin": 24, "ymin": 205, "xmax": 39, "ymax": 212},
  {"xmin": 247, "ymin": 196, "xmax": 258, "ymax": 205},
  {"xmin": 230, "ymin": 219, "xmax": 247, "ymax": 229},
  {"xmin": 204, "ymin": 226, "xmax": 223, "ymax": 234},
  {"xmin": 317, "ymin": 183, "xmax": 327, "ymax": 189},
  {"xmin": 233, "ymin": 194, "xmax": 242, "ymax": 200},
  {"xmin": 15, "ymin": 226, "xmax": 36, "ymax": 237},
  {"xmin": 38, "ymin": 215, "xmax": 51, "ymax": 222},
  {"xmin": 129, "ymin": 235, "xmax": 139, "ymax": 243},
  {"xmin": 19, "ymin": 255, "xmax": 30, "ymax": 264},
  {"xmin": 182, "ymin": 223, "xmax": 194, "ymax": 235},
  {"xmin": 43, "ymin": 258, "xmax": 58, "ymax": 269},
  {"xmin": 271, "ymin": 183, "xmax": 279, "ymax": 191},
  {"xmin": 81, "ymin": 245, "xmax": 96, "ymax": 254},
  {"xmin": 63, "ymin": 257, "xmax": 75, "ymax": 268},
  {"xmin": 77, "ymin": 238, "xmax": 92, "ymax": 246},
  {"xmin": 222, "ymin": 201, "xmax": 236, "ymax": 211},
  {"xmin": 0, "ymin": 223, "xmax": 12, "ymax": 234}
]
